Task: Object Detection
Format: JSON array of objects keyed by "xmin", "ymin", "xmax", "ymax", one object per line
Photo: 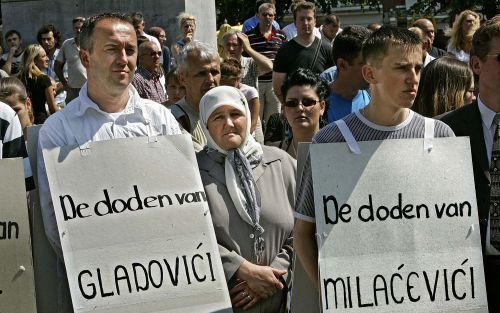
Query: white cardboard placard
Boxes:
[
  {"xmin": 43, "ymin": 134, "xmax": 232, "ymax": 313},
  {"xmin": 311, "ymin": 137, "xmax": 488, "ymax": 313},
  {"xmin": 0, "ymin": 158, "xmax": 37, "ymax": 313}
]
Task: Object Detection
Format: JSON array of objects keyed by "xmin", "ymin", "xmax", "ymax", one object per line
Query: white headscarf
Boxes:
[{"xmin": 200, "ymin": 86, "xmax": 265, "ymax": 264}]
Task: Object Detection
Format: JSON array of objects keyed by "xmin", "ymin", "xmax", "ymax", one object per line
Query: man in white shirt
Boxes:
[
  {"xmin": 37, "ymin": 13, "xmax": 182, "ymax": 312},
  {"xmin": 441, "ymin": 18, "xmax": 500, "ymax": 312}
]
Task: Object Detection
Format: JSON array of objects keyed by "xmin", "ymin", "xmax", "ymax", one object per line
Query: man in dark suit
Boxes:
[
  {"xmin": 413, "ymin": 18, "xmax": 448, "ymax": 58},
  {"xmin": 441, "ymin": 18, "xmax": 500, "ymax": 312}
]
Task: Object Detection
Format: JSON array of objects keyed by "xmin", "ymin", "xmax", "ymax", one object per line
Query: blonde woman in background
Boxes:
[
  {"xmin": 17, "ymin": 44, "xmax": 58, "ymax": 124},
  {"xmin": 446, "ymin": 10, "xmax": 480, "ymax": 62},
  {"xmin": 171, "ymin": 12, "xmax": 196, "ymax": 57}
]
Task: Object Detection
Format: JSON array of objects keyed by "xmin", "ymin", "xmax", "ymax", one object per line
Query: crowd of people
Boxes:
[{"xmin": 0, "ymin": 0, "xmax": 499, "ymax": 312}]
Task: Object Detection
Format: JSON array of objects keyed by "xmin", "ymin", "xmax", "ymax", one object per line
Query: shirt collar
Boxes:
[
  {"xmin": 73, "ymin": 83, "xmax": 147, "ymax": 119},
  {"xmin": 478, "ymin": 95, "xmax": 497, "ymax": 130}
]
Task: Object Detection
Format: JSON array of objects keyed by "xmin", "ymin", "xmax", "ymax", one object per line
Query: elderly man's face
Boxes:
[
  {"xmin": 139, "ymin": 43, "xmax": 161, "ymax": 72},
  {"xmin": 258, "ymin": 7, "xmax": 275, "ymax": 28},
  {"xmin": 180, "ymin": 54, "xmax": 220, "ymax": 106}
]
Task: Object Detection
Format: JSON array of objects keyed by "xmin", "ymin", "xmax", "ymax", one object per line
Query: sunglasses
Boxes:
[
  {"xmin": 143, "ymin": 51, "xmax": 162, "ymax": 57},
  {"xmin": 284, "ymin": 98, "xmax": 319, "ymax": 107},
  {"xmin": 262, "ymin": 13, "xmax": 275, "ymax": 17},
  {"xmin": 486, "ymin": 54, "xmax": 500, "ymax": 62}
]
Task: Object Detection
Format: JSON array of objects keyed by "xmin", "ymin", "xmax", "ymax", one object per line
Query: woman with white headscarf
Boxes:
[{"xmin": 197, "ymin": 86, "xmax": 296, "ymax": 313}]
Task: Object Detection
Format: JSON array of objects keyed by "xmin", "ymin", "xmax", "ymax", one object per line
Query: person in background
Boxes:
[
  {"xmin": 220, "ymin": 57, "xmax": 262, "ymax": 142},
  {"xmin": 163, "ymin": 67, "xmax": 185, "ymax": 106},
  {"xmin": 414, "ymin": 56, "xmax": 475, "ymax": 117},
  {"xmin": 222, "ymin": 29, "xmax": 273, "ymax": 89},
  {"xmin": 326, "ymin": 25, "xmax": 371, "ymax": 123},
  {"xmin": 18, "ymin": 44, "xmax": 59, "ymax": 124},
  {"xmin": 37, "ymin": 24, "xmax": 66, "ymax": 108},
  {"xmin": 130, "ymin": 11, "xmax": 161, "ymax": 50},
  {"xmin": 197, "ymin": 85, "xmax": 295, "ymax": 313},
  {"xmin": 55, "ymin": 16, "xmax": 87, "ymax": 103},
  {"xmin": 281, "ymin": 0, "xmax": 321, "ymax": 41},
  {"xmin": 272, "ymin": 1, "xmax": 333, "ymax": 103},
  {"xmin": 171, "ymin": 12, "xmax": 196, "ymax": 57},
  {"xmin": 242, "ymin": 0, "xmax": 280, "ymax": 33},
  {"xmin": 132, "ymin": 41, "xmax": 166, "ymax": 103},
  {"xmin": 149, "ymin": 26, "xmax": 171, "ymax": 75},
  {"xmin": 275, "ymin": 68, "xmax": 327, "ymax": 159},
  {"xmin": 245, "ymin": 2, "xmax": 287, "ymax": 129},
  {"xmin": 446, "ymin": 10, "xmax": 481, "ymax": 62},
  {"xmin": 171, "ymin": 41, "xmax": 221, "ymax": 151},
  {"xmin": 440, "ymin": 18, "xmax": 500, "ymax": 311},
  {"xmin": 408, "ymin": 26, "xmax": 436, "ymax": 67},
  {"xmin": 0, "ymin": 100, "xmax": 34, "ymax": 191},
  {"xmin": 367, "ymin": 22, "xmax": 381, "ymax": 32},
  {"xmin": 0, "ymin": 30, "xmax": 24, "ymax": 75},
  {"xmin": 0, "ymin": 76, "xmax": 33, "ymax": 139},
  {"xmin": 413, "ymin": 18, "xmax": 448, "ymax": 58},
  {"xmin": 319, "ymin": 14, "xmax": 342, "ymax": 45}
]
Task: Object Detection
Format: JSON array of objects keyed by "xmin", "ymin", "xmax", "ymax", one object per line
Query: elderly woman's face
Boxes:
[
  {"xmin": 207, "ymin": 105, "xmax": 247, "ymax": 150},
  {"xmin": 283, "ymin": 85, "xmax": 325, "ymax": 133}
]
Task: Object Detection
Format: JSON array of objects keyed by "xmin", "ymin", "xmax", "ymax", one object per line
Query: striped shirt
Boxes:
[
  {"xmin": 0, "ymin": 101, "xmax": 35, "ymax": 190},
  {"xmin": 245, "ymin": 25, "xmax": 287, "ymax": 82},
  {"xmin": 295, "ymin": 109, "xmax": 455, "ymax": 222}
]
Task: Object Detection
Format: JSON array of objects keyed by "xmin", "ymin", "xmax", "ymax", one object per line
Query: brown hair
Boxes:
[{"xmin": 220, "ymin": 58, "xmax": 242, "ymax": 77}]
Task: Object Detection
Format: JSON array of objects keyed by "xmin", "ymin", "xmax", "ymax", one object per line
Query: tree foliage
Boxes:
[
  {"xmin": 215, "ymin": 0, "xmax": 382, "ymax": 27},
  {"xmin": 409, "ymin": 0, "xmax": 499, "ymax": 20}
]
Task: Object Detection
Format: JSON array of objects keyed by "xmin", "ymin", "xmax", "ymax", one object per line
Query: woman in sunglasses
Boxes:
[
  {"xmin": 271, "ymin": 68, "xmax": 328, "ymax": 159},
  {"xmin": 197, "ymin": 86, "xmax": 295, "ymax": 313}
]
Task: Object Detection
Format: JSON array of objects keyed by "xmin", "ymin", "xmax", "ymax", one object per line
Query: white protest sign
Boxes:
[
  {"xmin": 27, "ymin": 124, "xmax": 59, "ymax": 313},
  {"xmin": 0, "ymin": 158, "xmax": 37, "ymax": 313},
  {"xmin": 311, "ymin": 137, "xmax": 488, "ymax": 313},
  {"xmin": 43, "ymin": 134, "xmax": 232, "ymax": 313}
]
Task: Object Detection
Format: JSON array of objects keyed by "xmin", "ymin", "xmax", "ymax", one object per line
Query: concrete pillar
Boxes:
[{"xmin": 1, "ymin": 0, "xmax": 217, "ymax": 49}]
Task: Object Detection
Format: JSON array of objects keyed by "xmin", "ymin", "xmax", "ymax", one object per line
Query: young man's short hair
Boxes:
[
  {"xmin": 5, "ymin": 29, "xmax": 21, "ymax": 40},
  {"xmin": 362, "ymin": 26, "xmax": 422, "ymax": 67},
  {"xmin": 470, "ymin": 18, "xmax": 500, "ymax": 61},
  {"xmin": 293, "ymin": 1, "xmax": 315, "ymax": 21},
  {"xmin": 332, "ymin": 25, "xmax": 371, "ymax": 66}
]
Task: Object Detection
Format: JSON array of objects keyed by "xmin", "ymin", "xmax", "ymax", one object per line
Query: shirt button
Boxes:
[{"xmin": 249, "ymin": 234, "xmax": 255, "ymax": 239}]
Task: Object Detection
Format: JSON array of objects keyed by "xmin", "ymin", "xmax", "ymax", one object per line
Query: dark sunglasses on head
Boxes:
[
  {"xmin": 486, "ymin": 53, "xmax": 500, "ymax": 62},
  {"xmin": 284, "ymin": 98, "xmax": 319, "ymax": 107}
]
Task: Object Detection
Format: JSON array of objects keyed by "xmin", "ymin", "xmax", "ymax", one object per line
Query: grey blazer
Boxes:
[{"xmin": 197, "ymin": 145, "xmax": 296, "ymax": 313}]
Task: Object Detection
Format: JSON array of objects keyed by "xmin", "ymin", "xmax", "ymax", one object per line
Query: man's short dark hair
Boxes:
[
  {"xmin": 471, "ymin": 18, "xmax": 500, "ymax": 61},
  {"xmin": 80, "ymin": 12, "xmax": 133, "ymax": 52},
  {"xmin": 324, "ymin": 14, "xmax": 340, "ymax": 26},
  {"xmin": 5, "ymin": 30, "xmax": 21, "ymax": 40},
  {"xmin": 293, "ymin": 2, "xmax": 316, "ymax": 21},
  {"xmin": 332, "ymin": 25, "xmax": 371, "ymax": 66},
  {"xmin": 362, "ymin": 26, "xmax": 421, "ymax": 66},
  {"xmin": 130, "ymin": 11, "xmax": 144, "ymax": 28},
  {"xmin": 281, "ymin": 67, "xmax": 329, "ymax": 101},
  {"xmin": 72, "ymin": 17, "xmax": 85, "ymax": 25},
  {"xmin": 37, "ymin": 24, "xmax": 62, "ymax": 49}
]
